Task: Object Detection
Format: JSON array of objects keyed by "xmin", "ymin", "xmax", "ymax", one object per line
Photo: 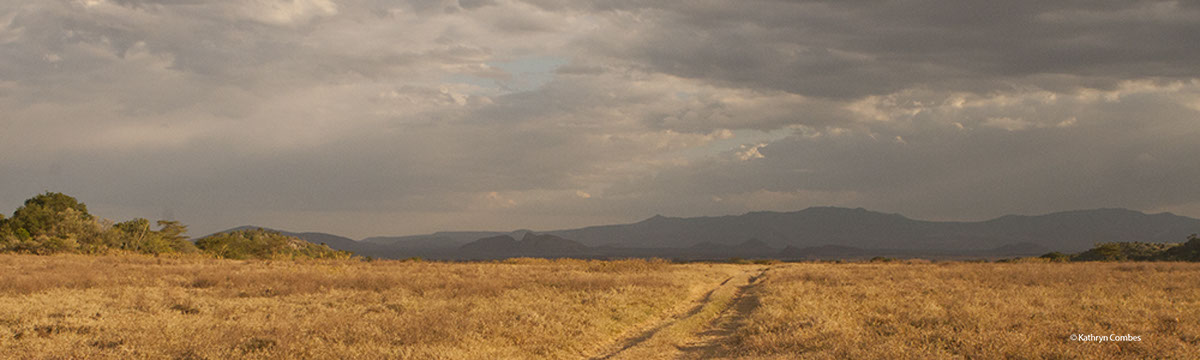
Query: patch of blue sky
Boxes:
[{"xmin": 446, "ymin": 56, "xmax": 568, "ymax": 95}]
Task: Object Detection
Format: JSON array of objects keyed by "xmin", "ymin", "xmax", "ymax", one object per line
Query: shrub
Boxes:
[
  {"xmin": 4, "ymin": 192, "xmax": 93, "ymax": 238},
  {"xmin": 1039, "ymin": 252, "xmax": 1072, "ymax": 262},
  {"xmin": 1161, "ymin": 234, "xmax": 1200, "ymax": 261},
  {"xmin": 0, "ymin": 192, "xmax": 203, "ymax": 256},
  {"xmin": 194, "ymin": 228, "xmax": 351, "ymax": 260},
  {"xmin": 110, "ymin": 219, "xmax": 197, "ymax": 254},
  {"xmin": 1073, "ymin": 242, "xmax": 1179, "ymax": 262},
  {"xmin": 728, "ymin": 257, "xmax": 751, "ymax": 264}
]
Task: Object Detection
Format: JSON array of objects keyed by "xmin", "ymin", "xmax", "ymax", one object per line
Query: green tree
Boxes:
[
  {"xmin": 110, "ymin": 218, "xmax": 198, "ymax": 254},
  {"xmin": 1, "ymin": 193, "xmax": 100, "ymax": 254},
  {"xmin": 0, "ymin": 192, "xmax": 198, "ymax": 255},
  {"xmin": 156, "ymin": 220, "xmax": 197, "ymax": 253},
  {"xmin": 114, "ymin": 218, "xmax": 161, "ymax": 253},
  {"xmin": 6, "ymin": 192, "xmax": 93, "ymax": 238}
]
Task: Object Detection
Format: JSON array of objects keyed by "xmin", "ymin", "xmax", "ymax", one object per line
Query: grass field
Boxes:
[
  {"xmin": 1, "ymin": 255, "xmax": 1198, "ymax": 359},
  {"xmin": 727, "ymin": 262, "xmax": 1200, "ymax": 359}
]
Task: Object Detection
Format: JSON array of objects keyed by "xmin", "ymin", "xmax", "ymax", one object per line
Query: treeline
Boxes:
[
  {"xmin": 0, "ymin": 192, "xmax": 349, "ymax": 260},
  {"xmin": 1040, "ymin": 235, "xmax": 1200, "ymax": 262}
]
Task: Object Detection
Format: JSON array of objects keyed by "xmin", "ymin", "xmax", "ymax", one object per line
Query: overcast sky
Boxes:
[{"xmin": 2, "ymin": 0, "xmax": 1199, "ymax": 239}]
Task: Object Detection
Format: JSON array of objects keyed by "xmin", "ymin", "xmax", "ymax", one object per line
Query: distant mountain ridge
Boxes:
[
  {"xmin": 683, "ymin": 239, "xmax": 776, "ymax": 258},
  {"xmin": 545, "ymin": 207, "xmax": 1200, "ymax": 252},
  {"xmin": 362, "ymin": 231, "xmax": 505, "ymax": 248},
  {"xmin": 209, "ymin": 207, "xmax": 1200, "ymax": 259},
  {"xmin": 458, "ymin": 233, "xmax": 589, "ymax": 258}
]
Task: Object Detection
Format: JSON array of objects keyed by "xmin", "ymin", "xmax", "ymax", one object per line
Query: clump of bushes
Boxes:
[
  {"xmin": 727, "ymin": 257, "xmax": 751, "ymax": 264},
  {"xmin": 1040, "ymin": 235, "xmax": 1200, "ymax": 262},
  {"xmin": 195, "ymin": 228, "xmax": 350, "ymax": 260},
  {"xmin": 1038, "ymin": 252, "xmax": 1072, "ymax": 262},
  {"xmin": 0, "ymin": 192, "xmax": 347, "ymax": 260},
  {"xmin": 0, "ymin": 192, "xmax": 196, "ymax": 255},
  {"xmin": 1162, "ymin": 234, "xmax": 1200, "ymax": 261},
  {"xmin": 1072, "ymin": 242, "xmax": 1179, "ymax": 261}
]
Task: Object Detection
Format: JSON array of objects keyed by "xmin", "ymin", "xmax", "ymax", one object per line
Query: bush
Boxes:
[
  {"xmin": 4, "ymin": 192, "xmax": 93, "ymax": 238},
  {"xmin": 110, "ymin": 219, "xmax": 197, "ymax": 254},
  {"xmin": 194, "ymin": 228, "xmax": 351, "ymax": 260},
  {"xmin": 1, "ymin": 193, "xmax": 91, "ymax": 253},
  {"xmin": 0, "ymin": 192, "xmax": 346, "ymax": 260},
  {"xmin": 1073, "ymin": 242, "xmax": 1179, "ymax": 262},
  {"xmin": 1066, "ymin": 236, "xmax": 1200, "ymax": 262},
  {"xmin": 1039, "ymin": 252, "xmax": 1072, "ymax": 262},
  {"xmin": 1161, "ymin": 234, "xmax": 1200, "ymax": 261}
]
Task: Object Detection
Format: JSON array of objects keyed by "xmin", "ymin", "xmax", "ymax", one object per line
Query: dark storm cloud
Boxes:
[
  {"xmin": 1, "ymin": 0, "xmax": 1198, "ymax": 237},
  {"xmin": 559, "ymin": 0, "xmax": 1200, "ymax": 98},
  {"xmin": 601, "ymin": 82, "xmax": 1200, "ymax": 220}
]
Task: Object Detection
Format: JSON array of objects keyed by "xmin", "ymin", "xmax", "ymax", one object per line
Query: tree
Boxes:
[
  {"xmin": 157, "ymin": 221, "xmax": 185, "ymax": 240},
  {"xmin": 0, "ymin": 192, "xmax": 199, "ymax": 255},
  {"xmin": 0, "ymin": 192, "xmax": 100, "ymax": 254},
  {"xmin": 110, "ymin": 218, "xmax": 198, "ymax": 254},
  {"xmin": 156, "ymin": 220, "xmax": 197, "ymax": 253},
  {"xmin": 6, "ymin": 192, "xmax": 93, "ymax": 239},
  {"xmin": 114, "ymin": 218, "xmax": 158, "ymax": 253}
]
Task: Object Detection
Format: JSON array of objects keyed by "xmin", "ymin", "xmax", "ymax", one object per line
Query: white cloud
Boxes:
[{"xmin": 737, "ymin": 143, "xmax": 766, "ymax": 161}]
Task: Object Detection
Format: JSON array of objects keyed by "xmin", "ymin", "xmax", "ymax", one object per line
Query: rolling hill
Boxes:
[
  {"xmin": 545, "ymin": 207, "xmax": 1200, "ymax": 252},
  {"xmin": 210, "ymin": 207, "xmax": 1200, "ymax": 259}
]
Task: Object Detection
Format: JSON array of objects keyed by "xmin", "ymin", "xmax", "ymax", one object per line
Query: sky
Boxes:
[{"xmin": 2, "ymin": 0, "xmax": 1199, "ymax": 239}]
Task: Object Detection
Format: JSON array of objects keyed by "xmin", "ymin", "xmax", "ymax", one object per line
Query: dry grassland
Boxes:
[
  {"xmin": 2, "ymin": 255, "xmax": 1199, "ymax": 359},
  {"xmin": 0, "ymin": 254, "xmax": 741, "ymax": 359},
  {"xmin": 727, "ymin": 262, "xmax": 1200, "ymax": 359}
]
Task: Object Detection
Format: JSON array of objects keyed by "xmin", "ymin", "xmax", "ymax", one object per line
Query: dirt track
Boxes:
[{"xmin": 591, "ymin": 266, "xmax": 771, "ymax": 360}]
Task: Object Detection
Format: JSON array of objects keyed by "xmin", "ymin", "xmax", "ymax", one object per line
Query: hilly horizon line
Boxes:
[{"xmin": 210, "ymin": 206, "xmax": 1195, "ymax": 242}]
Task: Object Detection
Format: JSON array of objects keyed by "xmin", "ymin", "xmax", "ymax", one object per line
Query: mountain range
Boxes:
[{"xmin": 206, "ymin": 207, "xmax": 1200, "ymax": 260}]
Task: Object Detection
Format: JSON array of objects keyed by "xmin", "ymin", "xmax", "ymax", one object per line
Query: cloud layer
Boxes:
[{"xmin": 2, "ymin": 0, "xmax": 1198, "ymax": 238}]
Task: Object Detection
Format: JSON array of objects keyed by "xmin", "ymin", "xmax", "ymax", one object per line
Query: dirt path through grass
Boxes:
[
  {"xmin": 676, "ymin": 267, "xmax": 769, "ymax": 359},
  {"xmin": 590, "ymin": 266, "xmax": 771, "ymax": 360}
]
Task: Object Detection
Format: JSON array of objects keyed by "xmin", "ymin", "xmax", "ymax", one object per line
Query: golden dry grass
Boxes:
[
  {"xmin": 728, "ymin": 262, "xmax": 1200, "ymax": 359},
  {"xmin": 3, "ymin": 255, "xmax": 1199, "ymax": 359},
  {"xmin": 600, "ymin": 267, "xmax": 766, "ymax": 360},
  {"xmin": 0, "ymin": 254, "xmax": 741, "ymax": 359}
]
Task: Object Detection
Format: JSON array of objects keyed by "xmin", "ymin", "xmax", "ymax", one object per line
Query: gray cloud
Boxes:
[
  {"xmin": 563, "ymin": 0, "xmax": 1200, "ymax": 98},
  {"xmin": 601, "ymin": 81, "xmax": 1200, "ymax": 220},
  {"xmin": 1, "ymin": 0, "xmax": 1198, "ymax": 238}
]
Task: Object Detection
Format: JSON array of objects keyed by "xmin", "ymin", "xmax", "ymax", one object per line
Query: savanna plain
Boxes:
[{"xmin": 1, "ymin": 254, "xmax": 1198, "ymax": 359}]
